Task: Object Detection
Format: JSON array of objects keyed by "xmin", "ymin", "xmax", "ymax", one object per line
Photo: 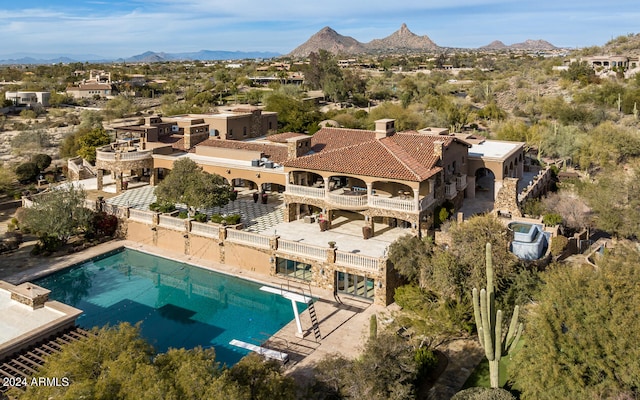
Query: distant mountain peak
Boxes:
[
  {"xmin": 366, "ymin": 23, "xmax": 437, "ymax": 52},
  {"xmin": 288, "ymin": 26, "xmax": 365, "ymax": 57}
]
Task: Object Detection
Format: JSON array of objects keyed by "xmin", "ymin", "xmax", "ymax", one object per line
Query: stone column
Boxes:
[
  {"xmin": 326, "ymin": 247, "xmax": 336, "ymax": 264},
  {"xmin": 413, "ymin": 188, "xmax": 419, "ymax": 211},
  {"xmin": 366, "ymin": 182, "xmax": 373, "ymax": 206},
  {"xmin": 150, "ymin": 168, "xmax": 158, "ymax": 186},
  {"xmin": 324, "ymin": 176, "xmax": 330, "ymax": 199},
  {"xmin": 97, "ymin": 169, "xmax": 104, "ymax": 191}
]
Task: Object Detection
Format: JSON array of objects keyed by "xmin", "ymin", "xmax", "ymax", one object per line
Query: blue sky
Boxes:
[{"xmin": 0, "ymin": 0, "xmax": 638, "ymax": 58}]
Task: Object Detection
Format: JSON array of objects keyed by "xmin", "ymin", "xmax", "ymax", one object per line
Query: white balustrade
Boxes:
[
  {"xmin": 444, "ymin": 182, "xmax": 458, "ymax": 199},
  {"xmin": 278, "ymin": 239, "xmax": 326, "ymax": 260},
  {"xmin": 95, "ymin": 150, "xmax": 116, "ymax": 161},
  {"xmin": 117, "ymin": 149, "xmax": 153, "ymax": 161},
  {"xmin": 335, "ymin": 251, "xmax": 381, "ymax": 272},
  {"xmin": 369, "ymin": 196, "xmax": 415, "ymax": 212},
  {"xmin": 328, "ymin": 192, "xmax": 368, "ymax": 208},
  {"xmin": 158, "ymin": 215, "xmax": 186, "ymax": 231},
  {"xmin": 226, "ymin": 229, "xmax": 271, "ymax": 249},
  {"xmin": 285, "ymin": 184, "xmax": 325, "ymax": 199},
  {"xmin": 456, "ymin": 174, "xmax": 467, "ymax": 190},
  {"xmin": 129, "ymin": 209, "xmax": 154, "ymax": 224},
  {"xmin": 190, "ymin": 221, "xmax": 219, "ymax": 238}
]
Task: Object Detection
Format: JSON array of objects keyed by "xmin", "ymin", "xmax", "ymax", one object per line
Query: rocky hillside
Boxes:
[
  {"xmin": 602, "ymin": 33, "xmax": 640, "ymax": 55},
  {"xmin": 480, "ymin": 39, "xmax": 557, "ymax": 51},
  {"xmin": 366, "ymin": 23, "xmax": 438, "ymax": 52},
  {"xmin": 288, "ymin": 27, "xmax": 366, "ymax": 58}
]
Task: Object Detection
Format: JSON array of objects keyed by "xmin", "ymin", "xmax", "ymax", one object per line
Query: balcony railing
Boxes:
[
  {"xmin": 226, "ymin": 229, "xmax": 271, "ymax": 249},
  {"xmin": 158, "ymin": 215, "xmax": 186, "ymax": 231},
  {"xmin": 96, "ymin": 149, "xmax": 153, "ymax": 162},
  {"xmin": 278, "ymin": 239, "xmax": 327, "ymax": 261},
  {"xmin": 285, "ymin": 184, "xmax": 325, "ymax": 199},
  {"xmin": 190, "ymin": 221, "xmax": 219, "ymax": 238},
  {"xmin": 444, "ymin": 182, "xmax": 458, "ymax": 199},
  {"xmin": 369, "ymin": 196, "xmax": 415, "ymax": 212},
  {"xmin": 335, "ymin": 251, "xmax": 382, "ymax": 272},
  {"xmin": 328, "ymin": 192, "xmax": 368, "ymax": 208},
  {"xmin": 456, "ymin": 175, "xmax": 468, "ymax": 190},
  {"xmin": 129, "ymin": 209, "xmax": 154, "ymax": 224}
]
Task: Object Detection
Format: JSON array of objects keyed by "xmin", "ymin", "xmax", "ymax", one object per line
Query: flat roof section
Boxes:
[
  {"xmin": 468, "ymin": 139, "xmax": 524, "ymax": 160},
  {"xmin": 0, "ymin": 281, "xmax": 82, "ymax": 361}
]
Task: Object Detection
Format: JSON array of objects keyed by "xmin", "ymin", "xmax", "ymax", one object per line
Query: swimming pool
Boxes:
[{"xmin": 34, "ymin": 248, "xmax": 305, "ymax": 365}]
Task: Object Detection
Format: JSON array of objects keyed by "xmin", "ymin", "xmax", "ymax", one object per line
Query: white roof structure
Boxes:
[{"xmin": 468, "ymin": 139, "xmax": 524, "ymax": 160}]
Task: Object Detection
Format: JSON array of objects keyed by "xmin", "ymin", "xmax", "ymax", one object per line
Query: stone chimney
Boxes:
[
  {"xmin": 286, "ymin": 136, "xmax": 311, "ymax": 160},
  {"xmin": 375, "ymin": 119, "xmax": 396, "ymax": 140},
  {"xmin": 433, "ymin": 140, "xmax": 445, "ymax": 161}
]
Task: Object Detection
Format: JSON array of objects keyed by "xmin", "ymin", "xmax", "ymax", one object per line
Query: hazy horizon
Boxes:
[{"xmin": 1, "ymin": 1, "xmax": 637, "ymax": 59}]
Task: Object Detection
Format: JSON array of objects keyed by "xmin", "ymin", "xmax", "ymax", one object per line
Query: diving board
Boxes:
[
  {"xmin": 259, "ymin": 286, "xmax": 312, "ymax": 304},
  {"xmin": 229, "ymin": 339, "xmax": 289, "ymax": 363},
  {"xmin": 259, "ymin": 286, "xmax": 313, "ymax": 338}
]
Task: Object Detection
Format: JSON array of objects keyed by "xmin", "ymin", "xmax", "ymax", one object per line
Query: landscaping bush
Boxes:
[
  {"xmin": 178, "ymin": 211, "xmax": 188, "ymax": 219},
  {"xmin": 549, "ymin": 235, "xmax": 569, "ymax": 256},
  {"xmin": 542, "ymin": 212, "xmax": 562, "ymax": 226},
  {"xmin": 415, "ymin": 346, "xmax": 439, "ymax": 381},
  {"xmin": 148, "ymin": 201, "xmax": 176, "ymax": 213},
  {"xmin": 209, "ymin": 213, "xmax": 241, "ymax": 225},
  {"xmin": 193, "ymin": 213, "xmax": 208, "ymax": 223},
  {"xmin": 91, "ymin": 211, "xmax": 118, "ymax": 237}
]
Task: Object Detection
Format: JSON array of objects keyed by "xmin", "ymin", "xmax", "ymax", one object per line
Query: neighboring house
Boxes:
[
  {"xmin": 65, "ymin": 82, "xmax": 114, "ymax": 99},
  {"xmin": 66, "ymin": 70, "xmax": 114, "ymax": 99},
  {"xmin": 4, "ymin": 91, "xmax": 50, "ymax": 107}
]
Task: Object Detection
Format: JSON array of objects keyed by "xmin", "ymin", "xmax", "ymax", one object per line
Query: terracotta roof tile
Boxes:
[{"xmin": 310, "ymin": 127, "xmax": 376, "ymax": 153}]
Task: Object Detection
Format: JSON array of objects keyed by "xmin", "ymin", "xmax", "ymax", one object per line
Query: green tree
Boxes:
[
  {"xmin": 512, "ymin": 245, "xmax": 640, "ymax": 399},
  {"xmin": 14, "ymin": 162, "xmax": 40, "ymax": 182},
  {"xmin": 77, "ymin": 128, "xmax": 112, "ymax": 164},
  {"xmin": 21, "ymin": 185, "xmax": 93, "ymax": 245},
  {"xmin": 224, "ymin": 353, "xmax": 296, "ymax": 400},
  {"xmin": 32, "ymin": 153, "xmax": 52, "ymax": 171},
  {"xmin": 155, "ymin": 158, "xmax": 233, "ymax": 217}
]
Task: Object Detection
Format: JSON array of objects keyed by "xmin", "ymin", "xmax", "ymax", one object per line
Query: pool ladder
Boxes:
[{"xmin": 281, "ymin": 282, "xmax": 322, "ymax": 342}]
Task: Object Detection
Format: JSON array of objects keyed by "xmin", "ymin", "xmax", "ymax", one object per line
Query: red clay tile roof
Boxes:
[
  {"xmin": 195, "ymin": 138, "xmax": 289, "ymax": 163},
  {"xmin": 265, "ymin": 132, "xmax": 309, "ymax": 143},
  {"xmin": 282, "ymin": 128, "xmax": 470, "ymax": 182}
]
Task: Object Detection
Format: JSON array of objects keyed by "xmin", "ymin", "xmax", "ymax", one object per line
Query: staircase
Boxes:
[{"xmin": 307, "ymin": 300, "xmax": 322, "ymax": 341}]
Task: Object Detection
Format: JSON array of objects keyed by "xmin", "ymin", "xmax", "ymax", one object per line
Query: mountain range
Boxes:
[
  {"xmin": 0, "ymin": 24, "xmax": 560, "ymax": 64},
  {"xmin": 0, "ymin": 50, "xmax": 281, "ymax": 65},
  {"xmin": 288, "ymin": 24, "xmax": 558, "ymax": 57}
]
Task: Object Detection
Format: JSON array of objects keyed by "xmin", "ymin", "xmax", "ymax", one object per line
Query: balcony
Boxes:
[
  {"xmin": 419, "ymin": 192, "xmax": 436, "ymax": 210},
  {"xmin": 96, "ymin": 148, "xmax": 153, "ymax": 163},
  {"xmin": 369, "ymin": 196, "xmax": 415, "ymax": 212},
  {"xmin": 285, "ymin": 184, "xmax": 325, "ymax": 199},
  {"xmin": 444, "ymin": 182, "xmax": 458, "ymax": 200},
  {"xmin": 456, "ymin": 174, "xmax": 468, "ymax": 191},
  {"xmin": 328, "ymin": 192, "xmax": 368, "ymax": 208}
]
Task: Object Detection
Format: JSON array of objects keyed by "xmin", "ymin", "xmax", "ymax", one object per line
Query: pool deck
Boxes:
[{"xmin": 0, "ymin": 239, "xmax": 387, "ymax": 381}]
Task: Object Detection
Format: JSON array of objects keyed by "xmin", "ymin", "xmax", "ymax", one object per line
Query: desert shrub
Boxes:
[
  {"xmin": 415, "ymin": 347, "xmax": 439, "ymax": 381},
  {"xmin": 452, "ymin": 387, "xmax": 515, "ymax": 400},
  {"xmin": 90, "ymin": 211, "xmax": 118, "ymax": 237},
  {"xmin": 550, "ymin": 235, "xmax": 569, "ymax": 256},
  {"xmin": 542, "ymin": 212, "xmax": 563, "ymax": 226},
  {"xmin": 32, "ymin": 153, "xmax": 52, "ymax": 171}
]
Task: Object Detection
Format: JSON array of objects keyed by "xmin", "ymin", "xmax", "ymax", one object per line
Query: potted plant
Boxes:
[
  {"xmin": 252, "ymin": 192, "xmax": 259, "ymax": 203},
  {"xmin": 261, "ymin": 193, "xmax": 268, "ymax": 204},
  {"xmin": 362, "ymin": 225, "xmax": 372, "ymax": 239},
  {"xmin": 319, "ymin": 219, "xmax": 329, "ymax": 232},
  {"xmin": 328, "ymin": 241, "xmax": 336, "ymax": 248}
]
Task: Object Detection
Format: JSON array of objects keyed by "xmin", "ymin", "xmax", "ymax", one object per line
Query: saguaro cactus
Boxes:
[{"xmin": 472, "ymin": 243, "xmax": 523, "ymax": 388}]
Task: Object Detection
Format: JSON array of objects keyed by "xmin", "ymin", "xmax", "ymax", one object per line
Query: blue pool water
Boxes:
[{"xmin": 34, "ymin": 248, "xmax": 305, "ymax": 365}]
